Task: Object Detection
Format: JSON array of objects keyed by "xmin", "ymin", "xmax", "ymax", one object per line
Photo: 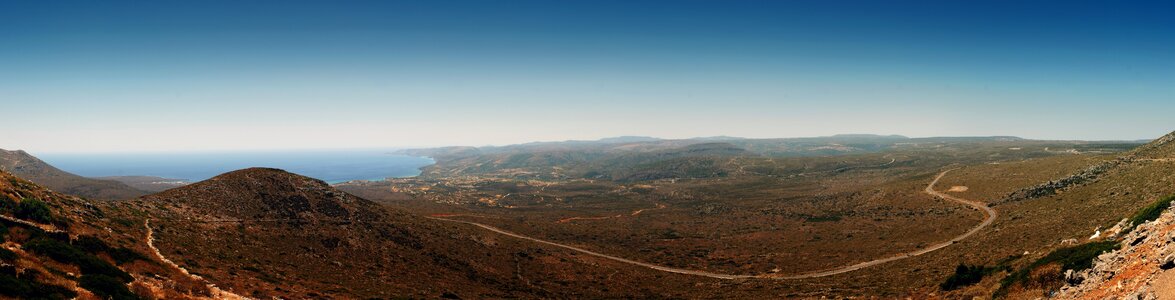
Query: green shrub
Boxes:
[
  {"xmin": 22, "ymin": 237, "xmax": 132, "ymax": 282},
  {"xmin": 940, "ymin": 256, "xmax": 1021, "ymax": 291},
  {"xmin": 1040, "ymin": 241, "xmax": 1120, "ymax": 271},
  {"xmin": 78, "ymin": 274, "xmax": 141, "ymax": 300},
  {"xmin": 16, "ymin": 198, "xmax": 54, "ymax": 224},
  {"xmin": 0, "ymin": 247, "xmax": 15, "ymax": 261},
  {"xmin": 0, "ymin": 269, "xmax": 78, "ymax": 299},
  {"xmin": 74, "ymin": 235, "xmax": 109, "ymax": 253},
  {"xmin": 941, "ymin": 264, "xmax": 990, "ymax": 290},
  {"xmin": 1126, "ymin": 194, "xmax": 1175, "ymax": 234},
  {"xmin": 995, "ymin": 241, "xmax": 1120, "ymax": 298},
  {"xmin": 74, "ymin": 235, "xmax": 149, "ymax": 265},
  {"xmin": 108, "ymin": 247, "xmax": 149, "ymax": 265},
  {"xmin": 804, "ymin": 214, "xmax": 843, "ymax": 222},
  {"xmin": 0, "ymin": 197, "xmax": 15, "ymax": 214}
]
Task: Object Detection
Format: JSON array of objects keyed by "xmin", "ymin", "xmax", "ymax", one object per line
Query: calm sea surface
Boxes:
[{"xmin": 36, "ymin": 150, "xmax": 435, "ymax": 184}]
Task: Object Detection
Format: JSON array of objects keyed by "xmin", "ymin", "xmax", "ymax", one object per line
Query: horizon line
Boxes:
[{"xmin": 11, "ymin": 132, "xmax": 1158, "ymax": 155}]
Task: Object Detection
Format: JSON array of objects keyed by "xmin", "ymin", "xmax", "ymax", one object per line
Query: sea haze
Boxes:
[{"xmin": 36, "ymin": 150, "xmax": 435, "ymax": 184}]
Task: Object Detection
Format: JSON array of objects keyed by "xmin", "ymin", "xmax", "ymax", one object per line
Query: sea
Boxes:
[{"xmin": 36, "ymin": 150, "xmax": 435, "ymax": 184}]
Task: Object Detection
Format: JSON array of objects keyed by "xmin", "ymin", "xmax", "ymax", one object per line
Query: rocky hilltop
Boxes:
[
  {"xmin": 0, "ymin": 149, "xmax": 147, "ymax": 200},
  {"xmin": 141, "ymin": 167, "xmax": 384, "ymax": 222},
  {"xmin": 1132, "ymin": 131, "xmax": 1175, "ymax": 158}
]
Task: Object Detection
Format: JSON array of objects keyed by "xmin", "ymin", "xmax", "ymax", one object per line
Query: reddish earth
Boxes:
[{"xmin": 1058, "ymin": 206, "xmax": 1175, "ymax": 299}]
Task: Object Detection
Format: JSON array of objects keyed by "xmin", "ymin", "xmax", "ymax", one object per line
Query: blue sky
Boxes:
[{"xmin": 1, "ymin": 1, "xmax": 1172, "ymax": 152}]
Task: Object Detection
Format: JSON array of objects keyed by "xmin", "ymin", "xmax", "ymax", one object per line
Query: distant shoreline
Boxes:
[{"xmin": 39, "ymin": 151, "xmax": 435, "ymax": 184}]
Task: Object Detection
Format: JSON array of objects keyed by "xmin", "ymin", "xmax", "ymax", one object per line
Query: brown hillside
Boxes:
[
  {"xmin": 127, "ymin": 167, "xmax": 701, "ymax": 299},
  {"xmin": 141, "ymin": 167, "xmax": 384, "ymax": 222},
  {"xmin": 0, "ymin": 149, "xmax": 147, "ymax": 200},
  {"xmin": 1, "ymin": 169, "xmax": 217, "ymax": 299}
]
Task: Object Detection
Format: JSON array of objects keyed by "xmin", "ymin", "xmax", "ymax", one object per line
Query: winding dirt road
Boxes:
[{"xmin": 429, "ymin": 169, "xmax": 997, "ymax": 280}]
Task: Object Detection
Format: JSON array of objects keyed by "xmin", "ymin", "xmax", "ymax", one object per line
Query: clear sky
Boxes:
[{"xmin": 2, "ymin": 1, "xmax": 1172, "ymax": 153}]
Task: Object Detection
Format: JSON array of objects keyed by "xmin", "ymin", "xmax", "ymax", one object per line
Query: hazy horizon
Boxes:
[
  {"xmin": 7, "ymin": 132, "xmax": 1159, "ymax": 155},
  {"xmin": 35, "ymin": 150, "xmax": 435, "ymax": 182},
  {"xmin": 3, "ymin": 1, "xmax": 1172, "ymax": 152}
]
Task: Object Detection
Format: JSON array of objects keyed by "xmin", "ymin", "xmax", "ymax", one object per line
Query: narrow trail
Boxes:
[
  {"xmin": 631, "ymin": 203, "xmax": 667, "ymax": 216},
  {"xmin": 425, "ymin": 216, "xmax": 758, "ymax": 279},
  {"xmin": 0, "ymin": 214, "xmax": 66, "ymax": 234},
  {"xmin": 145, "ymin": 219, "xmax": 250, "ymax": 300},
  {"xmin": 429, "ymin": 169, "xmax": 997, "ymax": 280},
  {"xmin": 556, "ymin": 203, "xmax": 667, "ymax": 223},
  {"xmin": 557, "ymin": 215, "xmax": 622, "ymax": 223}
]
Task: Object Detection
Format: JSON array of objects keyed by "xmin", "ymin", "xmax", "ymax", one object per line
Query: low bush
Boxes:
[
  {"xmin": 994, "ymin": 241, "xmax": 1119, "ymax": 298},
  {"xmin": 74, "ymin": 235, "xmax": 149, "ymax": 264},
  {"xmin": 940, "ymin": 254, "xmax": 1022, "ymax": 291},
  {"xmin": 0, "ymin": 268, "xmax": 78, "ymax": 299},
  {"xmin": 79, "ymin": 274, "xmax": 141, "ymax": 300},
  {"xmin": 941, "ymin": 264, "xmax": 991, "ymax": 290},
  {"xmin": 22, "ymin": 237, "xmax": 132, "ymax": 282},
  {"xmin": 0, "ymin": 247, "xmax": 15, "ymax": 261},
  {"xmin": 1126, "ymin": 194, "xmax": 1175, "ymax": 234},
  {"xmin": 0, "ymin": 197, "xmax": 16, "ymax": 214},
  {"xmin": 16, "ymin": 198, "xmax": 54, "ymax": 224}
]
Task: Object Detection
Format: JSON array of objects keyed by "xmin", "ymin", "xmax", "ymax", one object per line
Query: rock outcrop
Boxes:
[
  {"xmin": 995, "ymin": 158, "xmax": 1127, "ymax": 205},
  {"xmin": 1133, "ymin": 130, "xmax": 1175, "ymax": 157},
  {"xmin": 1057, "ymin": 204, "xmax": 1175, "ymax": 299}
]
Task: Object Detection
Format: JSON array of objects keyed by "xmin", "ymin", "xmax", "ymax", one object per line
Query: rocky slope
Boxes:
[
  {"xmin": 996, "ymin": 131, "xmax": 1175, "ymax": 206},
  {"xmin": 1132, "ymin": 131, "xmax": 1175, "ymax": 158},
  {"xmin": 0, "ymin": 149, "xmax": 147, "ymax": 200},
  {"xmin": 1, "ymin": 169, "xmax": 216, "ymax": 299},
  {"xmin": 1058, "ymin": 202, "xmax": 1175, "ymax": 299}
]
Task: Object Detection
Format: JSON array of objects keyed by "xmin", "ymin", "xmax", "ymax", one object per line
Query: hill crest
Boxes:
[{"xmin": 142, "ymin": 167, "xmax": 382, "ymax": 221}]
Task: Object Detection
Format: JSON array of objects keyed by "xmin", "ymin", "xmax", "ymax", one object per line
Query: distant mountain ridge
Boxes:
[
  {"xmin": 0, "ymin": 149, "xmax": 147, "ymax": 200},
  {"xmin": 96, "ymin": 176, "xmax": 189, "ymax": 192},
  {"xmin": 396, "ymin": 134, "xmax": 1081, "ymax": 180}
]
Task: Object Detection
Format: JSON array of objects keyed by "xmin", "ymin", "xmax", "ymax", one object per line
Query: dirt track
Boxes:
[
  {"xmin": 145, "ymin": 219, "xmax": 249, "ymax": 299},
  {"xmin": 429, "ymin": 169, "xmax": 997, "ymax": 279}
]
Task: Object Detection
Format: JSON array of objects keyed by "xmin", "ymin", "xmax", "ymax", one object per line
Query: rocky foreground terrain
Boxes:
[{"xmin": 1059, "ymin": 201, "xmax": 1175, "ymax": 299}]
